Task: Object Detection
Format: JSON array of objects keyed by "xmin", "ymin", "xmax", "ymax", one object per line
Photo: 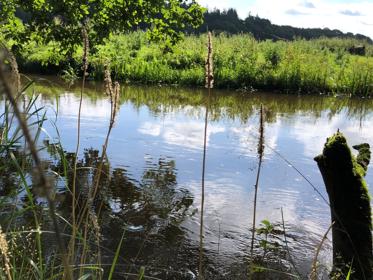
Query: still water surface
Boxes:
[{"xmin": 7, "ymin": 77, "xmax": 373, "ymax": 279}]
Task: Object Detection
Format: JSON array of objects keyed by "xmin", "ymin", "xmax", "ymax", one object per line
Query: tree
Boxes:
[
  {"xmin": 1, "ymin": 0, "xmax": 205, "ymax": 57},
  {"xmin": 195, "ymin": 8, "xmax": 372, "ymax": 43}
]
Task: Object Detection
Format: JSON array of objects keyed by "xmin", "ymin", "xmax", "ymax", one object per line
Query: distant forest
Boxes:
[{"xmin": 192, "ymin": 9, "xmax": 372, "ymax": 43}]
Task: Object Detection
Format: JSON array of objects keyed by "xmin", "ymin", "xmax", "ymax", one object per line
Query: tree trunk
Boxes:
[{"xmin": 314, "ymin": 132, "xmax": 372, "ymax": 279}]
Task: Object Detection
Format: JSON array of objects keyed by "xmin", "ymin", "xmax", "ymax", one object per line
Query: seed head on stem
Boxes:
[{"xmin": 205, "ymin": 32, "xmax": 214, "ymax": 89}]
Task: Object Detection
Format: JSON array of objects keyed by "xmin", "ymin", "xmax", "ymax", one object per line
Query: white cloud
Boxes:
[
  {"xmin": 289, "ymin": 112, "xmax": 373, "ymax": 157},
  {"xmin": 138, "ymin": 121, "xmax": 225, "ymax": 150},
  {"xmin": 252, "ymin": 0, "xmax": 373, "ymax": 39},
  {"xmin": 54, "ymin": 93, "xmax": 111, "ymax": 119},
  {"xmin": 138, "ymin": 122, "xmax": 161, "ymax": 137},
  {"xmin": 229, "ymin": 118, "xmax": 280, "ymax": 158}
]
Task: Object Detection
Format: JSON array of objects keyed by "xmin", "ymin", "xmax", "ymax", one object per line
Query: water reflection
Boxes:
[
  {"xmin": 139, "ymin": 121, "xmax": 225, "ymax": 150},
  {"xmin": 0, "ymin": 146, "xmax": 198, "ymax": 278},
  {"xmin": 1, "ymin": 76, "xmax": 373, "ymax": 278}
]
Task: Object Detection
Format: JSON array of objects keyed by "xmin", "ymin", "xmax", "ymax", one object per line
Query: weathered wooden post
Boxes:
[{"xmin": 314, "ymin": 132, "xmax": 372, "ymax": 279}]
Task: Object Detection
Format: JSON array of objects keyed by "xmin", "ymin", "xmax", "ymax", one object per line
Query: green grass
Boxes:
[{"xmin": 17, "ymin": 31, "xmax": 373, "ymax": 96}]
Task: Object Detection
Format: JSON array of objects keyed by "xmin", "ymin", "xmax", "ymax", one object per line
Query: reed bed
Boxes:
[
  {"xmin": 19, "ymin": 31, "xmax": 373, "ymax": 96},
  {"xmin": 0, "ymin": 36, "xmax": 126, "ymax": 279}
]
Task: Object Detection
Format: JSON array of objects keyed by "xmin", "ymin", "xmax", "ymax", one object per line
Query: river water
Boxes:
[{"xmin": 2, "ymin": 77, "xmax": 373, "ymax": 279}]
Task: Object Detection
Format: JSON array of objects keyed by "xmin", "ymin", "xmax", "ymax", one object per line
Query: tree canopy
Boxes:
[{"xmin": 0, "ymin": 0, "xmax": 205, "ymax": 55}]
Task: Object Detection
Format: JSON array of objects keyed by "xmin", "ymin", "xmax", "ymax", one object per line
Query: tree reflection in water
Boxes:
[{"xmin": 0, "ymin": 145, "xmax": 196, "ymax": 279}]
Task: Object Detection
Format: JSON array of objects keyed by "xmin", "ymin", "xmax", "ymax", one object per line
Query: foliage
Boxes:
[
  {"xmin": 0, "ymin": 0, "xmax": 205, "ymax": 56},
  {"xmin": 18, "ymin": 32, "xmax": 373, "ymax": 96}
]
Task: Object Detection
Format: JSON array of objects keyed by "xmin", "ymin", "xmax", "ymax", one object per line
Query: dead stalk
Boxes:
[
  {"xmin": 0, "ymin": 43, "xmax": 21, "ymax": 92},
  {"xmin": 250, "ymin": 104, "xmax": 265, "ymax": 258},
  {"xmin": 78, "ymin": 64, "xmax": 120, "ymax": 226},
  {"xmin": 199, "ymin": 31, "xmax": 214, "ymax": 280},
  {"xmin": 0, "ymin": 226, "xmax": 12, "ymax": 280},
  {"xmin": 69, "ymin": 24, "xmax": 89, "ymax": 270},
  {"xmin": 281, "ymin": 207, "xmax": 300, "ymax": 277},
  {"xmin": 310, "ymin": 222, "xmax": 334, "ymax": 280},
  {"xmin": 78, "ymin": 63, "xmax": 121, "ymax": 276}
]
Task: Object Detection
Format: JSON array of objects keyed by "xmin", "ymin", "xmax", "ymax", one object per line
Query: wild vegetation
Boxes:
[
  {"xmin": 16, "ymin": 32, "xmax": 373, "ymax": 96},
  {"xmin": 1, "ymin": 1, "xmax": 373, "ymax": 280},
  {"xmin": 1, "ymin": 1, "xmax": 207, "ymax": 279}
]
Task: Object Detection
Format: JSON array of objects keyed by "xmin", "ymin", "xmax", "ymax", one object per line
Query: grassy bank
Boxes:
[{"xmin": 18, "ymin": 32, "xmax": 373, "ymax": 95}]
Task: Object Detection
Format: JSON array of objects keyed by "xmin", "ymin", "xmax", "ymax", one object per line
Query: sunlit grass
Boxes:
[{"xmin": 19, "ymin": 31, "xmax": 373, "ymax": 96}]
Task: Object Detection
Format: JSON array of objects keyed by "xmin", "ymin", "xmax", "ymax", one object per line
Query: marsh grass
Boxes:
[
  {"xmin": 19, "ymin": 32, "xmax": 373, "ymax": 96},
  {"xmin": 0, "ymin": 38, "xmax": 130, "ymax": 280}
]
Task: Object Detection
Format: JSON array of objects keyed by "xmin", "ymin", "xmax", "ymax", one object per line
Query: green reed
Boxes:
[
  {"xmin": 19, "ymin": 31, "xmax": 373, "ymax": 96},
  {"xmin": 0, "ymin": 44, "xmax": 137, "ymax": 280}
]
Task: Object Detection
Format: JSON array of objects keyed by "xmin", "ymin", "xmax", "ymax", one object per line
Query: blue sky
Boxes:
[{"xmin": 197, "ymin": 0, "xmax": 373, "ymax": 39}]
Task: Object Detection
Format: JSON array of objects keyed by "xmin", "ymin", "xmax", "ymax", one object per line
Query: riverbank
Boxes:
[{"xmin": 18, "ymin": 32, "xmax": 373, "ymax": 96}]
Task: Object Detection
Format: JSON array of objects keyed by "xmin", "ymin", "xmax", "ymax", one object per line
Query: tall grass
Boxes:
[
  {"xmin": 0, "ymin": 62, "xmax": 72, "ymax": 278},
  {"xmin": 18, "ymin": 31, "xmax": 373, "ymax": 96},
  {"xmin": 0, "ymin": 38, "xmax": 127, "ymax": 279},
  {"xmin": 69, "ymin": 25, "xmax": 89, "ymax": 275}
]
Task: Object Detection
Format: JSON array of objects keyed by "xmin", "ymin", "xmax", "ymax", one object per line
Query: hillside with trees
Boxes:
[{"xmin": 194, "ymin": 9, "xmax": 372, "ymax": 43}]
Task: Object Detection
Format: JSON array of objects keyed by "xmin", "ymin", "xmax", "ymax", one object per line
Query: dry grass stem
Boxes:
[
  {"xmin": 0, "ymin": 44, "xmax": 21, "ymax": 92},
  {"xmin": 205, "ymin": 32, "xmax": 214, "ymax": 89},
  {"xmin": 69, "ymin": 23, "xmax": 90, "ymax": 274},
  {"xmin": 77, "ymin": 63, "xmax": 120, "ymax": 232},
  {"xmin": 81, "ymin": 26, "xmax": 90, "ymax": 74},
  {"xmin": 310, "ymin": 222, "xmax": 334, "ymax": 280},
  {"xmin": 77, "ymin": 63, "xmax": 121, "ymax": 277},
  {"xmin": 112, "ymin": 81, "xmax": 120, "ymax": 123},
  {"xmin": 250, "ymin": 104, "xmax": 265, "ymax": 258},
  {"xmin": 104, "ymin": 65, "xmax": 113, "ymax": 97},
  {"xmin": 0, "ymin": 61, "xmax": 72, "ymax": 280},
  {"xmin": 104, "ymin": 64, "xmax": 121, "ymax": 124},
  {"xmin": 281, "ymin": 207, "xmax": 300, "ymax": 277},
  {"xmin": 0, "ymin": 226, "xmax": 12, "ymax": 280},
  {"xmin": 199, "ymin": 31, "xmax": 214, "ymax": 280}
]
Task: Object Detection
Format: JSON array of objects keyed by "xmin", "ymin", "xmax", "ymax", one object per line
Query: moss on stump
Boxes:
[{"xmin": 315, "ymin": 132, "xmax": 372, "ymax": 279}]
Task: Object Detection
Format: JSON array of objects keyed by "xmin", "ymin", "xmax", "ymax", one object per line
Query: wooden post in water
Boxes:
[{"xmin": 314, "ymin": 132, "xmax": 372, "ymax": 279}]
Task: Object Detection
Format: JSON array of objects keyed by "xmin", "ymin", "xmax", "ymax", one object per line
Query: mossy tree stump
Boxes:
[{"xmin": 315, "ymin": 132, "xmax": 372, "ymax": 279}]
